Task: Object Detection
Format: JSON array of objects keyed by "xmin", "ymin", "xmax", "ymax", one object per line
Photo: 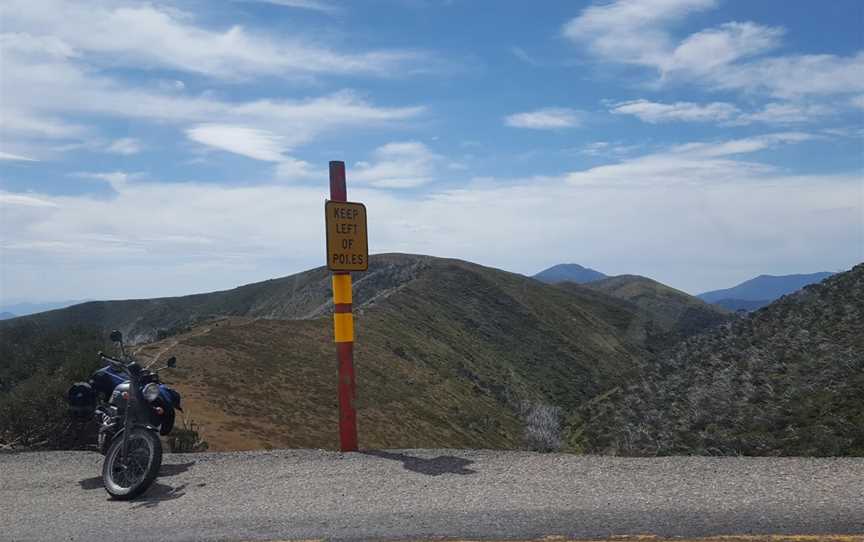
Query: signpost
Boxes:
[{"xmin": 325, "ymin": 161, "xmax": 366, "ymax": 452}]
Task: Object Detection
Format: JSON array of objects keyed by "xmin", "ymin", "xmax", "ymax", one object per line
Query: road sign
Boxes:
[{"xmin": 325, "ymin": 200, "xmax": 368, "ymax": 272}]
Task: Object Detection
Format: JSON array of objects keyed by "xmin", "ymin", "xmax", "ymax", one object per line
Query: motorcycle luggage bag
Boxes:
[{"xmin": 67, "ymin": 382, "xmax": 96, "ymax": 418}]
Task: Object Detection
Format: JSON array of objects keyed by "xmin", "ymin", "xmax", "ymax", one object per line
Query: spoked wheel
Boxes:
[{"xmin": 102, "ymin": 428, "xmax": 162, "ymax": 500}]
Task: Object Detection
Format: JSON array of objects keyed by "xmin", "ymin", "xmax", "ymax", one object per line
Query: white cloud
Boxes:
[
  {"xmin": 0, "ymin": 34, "xmax": 425, "ymax": 158},
  {"xmin": 716, "ymin": 52, "xmax": 864, "ymax": 98},
  {"xmin": 666, "ymin": 22, "xmax": 783, "ymax": 75},
  {"xmin": 851, "ymin": 95, "xmax": 864, "ymax": 110},
  {"xmin": 0, "ymin": 151, "xmax": 37, "ymax": 161},
  {"xmin": 735, "ymin": 102, "xmax": 833, "ymax": 124},
  {"xmin": 352, "ymin": 142, "xmax": 442, "ymax": 188},
  {"xmin": 275, "ymin": 157, "xmax": 319, "ymax": 180},
  {"xmin": 239, "ymin": 0, "xmax": 342, "ymax": 14},
  {"xmin": 0, "ymin": 192, "xmax": 58, "ymax": 207},
  {"xmin": 579, "ymin": 141, "xmax": 641, "ymax": 157},
  {"xmin": 611, "ymin": 99, "xmax": 833, "ymax": 125},
  {"xmin": 187, "ymin": 125, "xmax": 287, "ymax": 162},
  {"xmin": 611, "ymin": 99, "xmax": 739, "ymax": 123},
  {"xmin": 0, "ymin": 1, "xmax": 424, "ymax": 79},
  {"xmin": 106, "ymin": 138, "xmax": 142, "ymax": 155},
  {"xmin": 568, "ymin": 132, "xmax": 813, "ymax": 186},
  {"xmin": 563, "ymin": 0, "xmax": 864, "ymax": 98},
  {"xmin": 505, "ymin": 108, "xmax": 582, "ymax": 129},
  {"xmin": 563, "ymin": 0, "xmax": 718, "ymax": 70}
]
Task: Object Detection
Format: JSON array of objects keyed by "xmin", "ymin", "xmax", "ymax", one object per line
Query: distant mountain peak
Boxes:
[
  {"xmin": 698, "ymin": 271, "xmax": 835, "ymax": 311},
  {"xmin": 533, "ymin": 263, "xmax": 607, "ymax": 284}
]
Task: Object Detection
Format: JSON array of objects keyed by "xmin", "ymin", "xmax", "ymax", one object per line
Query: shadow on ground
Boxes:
[
  {"xmin": 159, "ymin": 461, "xmax": 196, "ymax": 477},
  {"xmin": 130, "ymin": 482, "xmax": 188, "ymax": 509},
  {"xmin": 363, "ymin": 450, "xmax": 476, "ymax": 476},
  {"xmin": 78, "ymin": 460, "xmax": 195, "ymax": 491}
]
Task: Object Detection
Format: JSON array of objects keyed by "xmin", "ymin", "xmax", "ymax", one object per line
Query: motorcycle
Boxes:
[{"xmin": 66, "ymin": 329, "xmax": 182, "ymax": 500}]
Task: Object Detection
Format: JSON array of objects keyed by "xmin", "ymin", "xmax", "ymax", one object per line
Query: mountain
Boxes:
[
  {"xmin": 579, "ymin": 264, "xmax": 864, "ymax": 456},
  {"xmin": 698, "ymin": 272, "xmax": 834, "ymax": 311},
  {"xmin": 533, "ymin": 263, "xmax": 607, "ymax": 284},
  {"xmin": 0, "ymin": 312, "xmax": 16, "ymax": 320},
  {"xmin": 2, "ymin": 254, "xmax": 655, "ymax": 450},
  {"xmin": 582, "ymin": 275, "xmax": 730, "ymax": 348},
  {"xmin": 0, "ymin": 300, "xmax": 88, "ymax": 318}
]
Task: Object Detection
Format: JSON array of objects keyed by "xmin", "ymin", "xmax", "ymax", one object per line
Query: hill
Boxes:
[
  {"xmin": 698, "ymin": 272, "xmax": 834, "ymax": 311},
  {"xmin": 582, "ymin": 274, "xmax": 730, "ymax": 347},
  {"xmin": 2, "ymin": 254, "xmax": 657, "ymax": 450},
  {"xmin": 124, "ymin": 256, "xmax": 652, "ymax": 450},
  {"xmin": 0, "ymin": 312, "xmax": 16, "ymax": 320},
  {"xmin": 7, "ymin": 255, "xmax": 433, "ymax": 345},
  {"xmin": 579, "ymin": 264, "xmax": 864, "ymax": 456},
  {"xmin": 533, "ymin": 263, "xmax": 607, "ymax": 284}
]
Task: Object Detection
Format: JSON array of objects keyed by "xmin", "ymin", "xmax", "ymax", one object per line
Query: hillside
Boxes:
[
  {"xmin": 2, "ymin": 254, "xmax": 655, "ymax": 450},
  {"xmin": 579, "ymin": 264, "xmax": 864, "ymax": 456},
  {"xmin": 698, "ymin": 271, "xmax": 834, "ymax": 311},
  {"xmin": 533, "ymin": 263, "xmax": 607, "ymax": 284},
  {"xmin": 583, "ymin": 274, "xmax": 730, "ymax": 347},
  {"xmin": 128, "ymin": 257, "xmax": 649, "ymax": 450}
]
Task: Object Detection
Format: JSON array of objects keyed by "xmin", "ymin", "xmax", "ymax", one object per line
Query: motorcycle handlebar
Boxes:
[{"xmin": 98, "ymin": 351, "xmax": 125, "ymax": 366}]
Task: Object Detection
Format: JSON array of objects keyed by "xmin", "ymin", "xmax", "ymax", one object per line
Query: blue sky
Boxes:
[{"xmin": 1, "ymin": 0, "xmax": 862, "ymax": 303}]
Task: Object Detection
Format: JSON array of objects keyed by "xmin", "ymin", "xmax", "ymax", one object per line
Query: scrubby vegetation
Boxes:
[
  {"xmin": 0, "ymin": 321, "xmax": 105, "ymax": 448},
  {"xmin": 580, "ymin": 264, "xmax": 864, "ymax": 456},
  {"xmin": 520, "ymin": 401, "xmax": 562, "ymax": 452}
]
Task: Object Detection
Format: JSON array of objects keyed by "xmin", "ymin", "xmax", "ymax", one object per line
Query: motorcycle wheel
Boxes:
[{"xmin": 102, "ymin": 428, "xmax": 162, "ymax": 500}]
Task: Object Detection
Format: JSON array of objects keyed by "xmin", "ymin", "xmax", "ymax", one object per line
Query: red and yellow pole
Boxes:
[{"xmin": 329, "ymin": 161, "xmax": 358, "ymax": 452}]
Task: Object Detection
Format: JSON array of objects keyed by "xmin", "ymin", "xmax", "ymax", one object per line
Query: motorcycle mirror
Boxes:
[
  {"xmin": 109, "ymin": 330, "xmax": 123, "ymax": 343},
  {"xmin": 167, "ymin": 356, "xmax": 177, "ymax": 368}
]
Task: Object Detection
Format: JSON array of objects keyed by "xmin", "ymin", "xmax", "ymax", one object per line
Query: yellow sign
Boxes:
[{"xmin": 325, "ymin": 200, "xmax": 368, "ymax": 271}]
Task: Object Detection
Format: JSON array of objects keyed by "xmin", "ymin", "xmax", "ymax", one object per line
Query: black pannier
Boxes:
[{"xmin": 67, "ymin": 382, "xmax": 96, "ymax": 419}]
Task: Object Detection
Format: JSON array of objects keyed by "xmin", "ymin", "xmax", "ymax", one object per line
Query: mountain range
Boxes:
[
  {"xmin": 1, "ymin": 254, "xmax": 858, "ymax": 456},
  {"xmin": 697, "ymin": 272, "xmax": 834, "ymax": 311},
  {"xmin": 1, "ymin": 254, "xmax": 724, "ymax": 451}
]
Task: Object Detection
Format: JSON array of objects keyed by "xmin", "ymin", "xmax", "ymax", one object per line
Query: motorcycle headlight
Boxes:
[{"xmin": 142, "ymin": 383, "xmax": 160, "ymax": 402}]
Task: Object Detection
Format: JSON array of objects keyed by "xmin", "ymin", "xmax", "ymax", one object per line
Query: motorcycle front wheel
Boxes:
[{"xmin": 102, "ymin": 428, "xmax": 162, "ymax": 500}]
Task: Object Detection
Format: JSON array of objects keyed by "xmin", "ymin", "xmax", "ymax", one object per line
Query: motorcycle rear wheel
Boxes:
[{"xmin": 102, "ymin": 428, "xmax": 162, "ymax": 500}]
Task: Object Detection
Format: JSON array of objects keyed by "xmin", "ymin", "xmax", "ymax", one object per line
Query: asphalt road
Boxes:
[{"xmin": 1, "ymin": 449, "xmax": 862, "ymax": 542}]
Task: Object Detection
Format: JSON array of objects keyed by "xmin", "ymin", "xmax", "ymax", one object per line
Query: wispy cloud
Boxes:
[
  {"xmin": 505, "ymin": 108, "xmax": 582, "ymax": 129},
  {"xmin": 568, "ymin": 132, "xmax": 814, "ymax": 186},
  {"xmin": 610, "ymin": 99, "xmax": 833, "ymax": 125},
  {"xmin": 1, "ymin": 31, "xmax": 426, "ymax": 159},
  {"xmin": 563, "ymin": 0, "xmax": 864, "ymax": 98},
  {"xmin": 0, "ymin": 151, "xmax": 38, "ymax": 161},
  {"xmin": 1, "ymin": 1, "xmax": 424, "ymax": 79},
  {"xmin": 611, "ymin": 100, "xmax": 739, "ymax": 123},
  {"xmin": 352, "ymin": 141, "xmax": 442, "ymax": 188},
  {"xmin": 186, "ymin": 125, "xmax": 288, "ymax": 162},
  {"xmin": 105, "ymin": 138, "xmax": 143, "ymax": 156},
  {"xmin": 238, "ymin": 0, "xmax": 343, "ymax": 14}
]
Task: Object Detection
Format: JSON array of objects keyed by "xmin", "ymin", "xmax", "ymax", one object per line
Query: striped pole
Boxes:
[{"xmin": 329, "ymin": 161, "xmax": 358, "ymax": 452}]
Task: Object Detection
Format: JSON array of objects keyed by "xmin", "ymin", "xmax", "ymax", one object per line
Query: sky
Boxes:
[{"xmin": 1, "ymin": 0, "xmax": 862, "ymax": 303}]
